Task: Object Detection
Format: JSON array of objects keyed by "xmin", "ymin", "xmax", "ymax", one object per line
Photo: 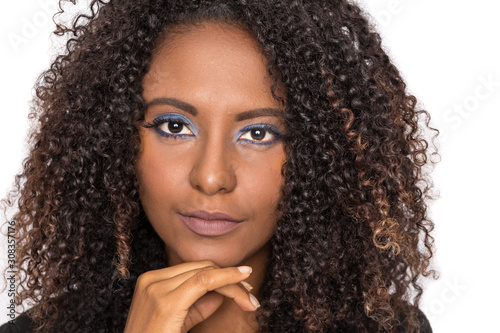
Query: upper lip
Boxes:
[{"xmin": 182, "ymin": 210, "xmax": 244, "ymax": 222}]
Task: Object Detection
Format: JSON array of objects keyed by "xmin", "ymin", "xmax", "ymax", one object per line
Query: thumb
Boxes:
[{"xmin": 183, "ymin": 291, "xmax": 224, "ymax": 331}]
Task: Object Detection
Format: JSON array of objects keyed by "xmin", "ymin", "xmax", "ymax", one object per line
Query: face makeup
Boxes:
[{"xmin": 136, "ymin": 22, "xmax": 286, "ymax": 268}]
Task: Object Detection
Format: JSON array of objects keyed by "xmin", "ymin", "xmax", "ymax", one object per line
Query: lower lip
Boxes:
[{"xmin": 179, "ymin": 215, "xmax": 243, "ymax": 237}]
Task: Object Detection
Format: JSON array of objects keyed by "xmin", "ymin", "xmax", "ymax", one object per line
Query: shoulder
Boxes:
[
  {"xmin": 416, "ymin": 309, "xmax": 433, "ymax": 333},
  {"xmin": 0, "ymin": 312, "xmax": 35, "ymax": 333},
  {"xmin": 395, "ymin": 308, "xmax": 432, "ymax": 333}
]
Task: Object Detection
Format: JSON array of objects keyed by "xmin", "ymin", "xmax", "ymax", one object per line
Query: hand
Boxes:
[{"xmin": 123, "ymin": 260, "xmax": 259, "ymax": 333}]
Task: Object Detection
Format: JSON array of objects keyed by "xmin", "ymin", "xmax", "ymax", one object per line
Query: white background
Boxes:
[{"xmin": 1, "ymin": 1, "xmax": 499, "ymax": 331}]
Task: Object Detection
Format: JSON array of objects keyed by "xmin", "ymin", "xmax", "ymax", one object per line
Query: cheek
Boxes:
[
  {"xmin": 265, "ymin": 151, "xmax": 285, "ymax": 194},
  {"xmin": 136, "ymin": 138, "xmax": 182, "ymax": 210},
  {"xmin": 246, "ymin": 151, "xmax": 285, "ymax": 218}
]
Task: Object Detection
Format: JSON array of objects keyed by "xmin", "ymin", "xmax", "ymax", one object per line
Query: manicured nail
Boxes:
[
  {"xmin": 240, "ymin": 281, "xmax": 253, "ymax": 291},
  {"xmin": 249, "ymin": 294, "xmax": 260, "ymax": 309},
  {"xmin": 237, "ymin": 266, "xmax": 252, "ymax": 274}
]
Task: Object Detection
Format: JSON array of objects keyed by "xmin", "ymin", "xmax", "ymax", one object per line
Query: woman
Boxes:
[{"xmin": 1, "ymin": 0, "xmax": 438, "ymax": 332}]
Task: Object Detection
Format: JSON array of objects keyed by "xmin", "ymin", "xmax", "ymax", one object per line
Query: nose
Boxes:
[{"xmin": 189, "ymin": 135, "xmax": 237, "ymax": 195}]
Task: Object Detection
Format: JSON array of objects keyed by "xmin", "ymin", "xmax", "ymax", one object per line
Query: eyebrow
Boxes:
[{"xmin": 146, "ymin": 97, "xmax": 283, "ymax": 122}]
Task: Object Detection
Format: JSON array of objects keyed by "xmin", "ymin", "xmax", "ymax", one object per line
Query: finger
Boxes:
[
  {"xmin": 162, "ymin": 260, "xmax": 221, "ymax": 279},
  {"xmin": 215, "ymin": 283, "xmax": 260, "ymax": 311},
  {"xmin": 137, "ymin": 260, "xmax": 220, "ymax": 286},
  {"xmin": 172, "ymin": 266, "xmax": 258, "ymax": 312},
  {"xmin": 183, "ymin": 291, "xmax": 224, "ymax": 331},
  {"xmin": 160, "ymin": 266, "xmax": 258, "ymax": 310},
  {"xmin": 149, "ymin": 266, "xmax": 254, "ymax": 296},
  {"xmin": 239, "ymin": 280, "xmax": 254, "ymax": 292}
]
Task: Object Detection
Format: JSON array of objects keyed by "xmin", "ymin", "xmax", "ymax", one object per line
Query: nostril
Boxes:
[{"xmin": 191, "ymin": 169, "xmax": 236, "ymax": 195}]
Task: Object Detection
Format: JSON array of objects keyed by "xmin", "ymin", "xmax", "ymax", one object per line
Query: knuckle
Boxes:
[
  {"xmin": 192, "ymin": 270, "xmax": 214, "ymax": 288},
  {"xmin": 136, "ymin": 272, "xmax": 151, "ymax": 289},
  {"xmin": 200, "ymin": 260, "xmax": 218, "ymax": 268},
  {"xmin": 144, "ymin": 283, "xmax": 157, "ymax": 298},
  {"xmin": 200, "ymin": 265, "xmax": 217, "ymax": 272},
  {"xmin": 143, "ymin": 284, "xmax": 170, "ymax": 314}
]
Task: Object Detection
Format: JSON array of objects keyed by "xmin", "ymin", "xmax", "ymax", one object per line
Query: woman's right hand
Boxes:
[{"xmin": 123, "ymin": 260, "xmax": 260, "ymax": 333}]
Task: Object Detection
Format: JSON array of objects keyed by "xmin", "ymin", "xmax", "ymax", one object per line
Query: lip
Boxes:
[
  {"xmin": 179, "ymin": 210, "xmax": 244, "ymax": 237},
  {"xmin": 184, "ymin": 210, "xmax": 244, "ymax": 222}
]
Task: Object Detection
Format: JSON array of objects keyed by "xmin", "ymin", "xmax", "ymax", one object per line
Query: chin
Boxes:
[{"xmin": 169, "ymin": 243, "xmax": 249, "ymax": 268}]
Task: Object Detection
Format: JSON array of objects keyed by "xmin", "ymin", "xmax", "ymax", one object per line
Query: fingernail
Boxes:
[
  {"xmin": 240, "ymin": 281, "xmax": 253, "ymax": 291},
  {"xmin": 237, "ymin": 266, "xmax": 252, "ymax": 274},
  {"xmin": 249, "ymin": 294, "xmax": 260, "ymax": 309}
]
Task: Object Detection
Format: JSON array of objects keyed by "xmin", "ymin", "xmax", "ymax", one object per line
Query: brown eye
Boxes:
[
  {"xmin": 250, "ymin": 129, "xmax": 265, "ymax": 141},
  {"xmin": 239, "ymin": 125, "xmax": 281, "ymax": 145},
  {"xmin": 157, "ymin": 121, "xmax": 194, "ymax": 137},
  {"xmin": 168, "ymin": 122, "xmax": 183, "ymax": 134},
  {"xmin": 141, "ymin": 114, "xmax": 196, "ymax": 139}
]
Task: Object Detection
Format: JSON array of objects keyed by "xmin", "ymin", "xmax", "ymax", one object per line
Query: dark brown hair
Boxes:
[{"xmin": 2, "ymin": 0, "xmax": 439, "ymax": 331}]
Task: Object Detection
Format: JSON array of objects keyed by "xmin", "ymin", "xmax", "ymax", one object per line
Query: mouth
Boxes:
[
  {"xmin": 179, "ymin": 210, "xmax": 245, "ymax": 237},
  {"xmin": 183, "ymin": 210, "xmax": 244, "ymax": 222}
]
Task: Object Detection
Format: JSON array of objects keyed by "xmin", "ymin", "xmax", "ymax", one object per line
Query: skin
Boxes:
[{"xmin": 128, "ymin": 22, "xmax": 286, "ymax": 332}]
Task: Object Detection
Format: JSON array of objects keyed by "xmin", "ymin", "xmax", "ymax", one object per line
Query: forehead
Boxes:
[
  {"xmin": 143, "ymin": 22, "xmax": 266, "ymax": 86},
  {"xmin": 141, "ymin": 21, "xmax": 279, "ymax": 111}
]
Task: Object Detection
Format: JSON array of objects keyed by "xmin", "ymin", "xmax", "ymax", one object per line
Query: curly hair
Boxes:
[{"xmin": 2, "ymin": 0, "xmax": 439, "ymax": 332}]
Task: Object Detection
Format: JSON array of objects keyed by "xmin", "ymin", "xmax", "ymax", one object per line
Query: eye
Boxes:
[
  {"xmin": 157, "ymin": 121, "xmax": 193, "ymax": 136},
  {"xmin": 141, "ymin": 114, "xmax": 195, "ymax": 139},
  {"xmin": 238, "ymin": 124, "xmax": 282, "ymax": 145}
]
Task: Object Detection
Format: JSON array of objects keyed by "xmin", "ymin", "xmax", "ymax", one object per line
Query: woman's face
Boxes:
[{"xmin": 136, "ymin": 22, "xmax": 286, "ymax": 268}]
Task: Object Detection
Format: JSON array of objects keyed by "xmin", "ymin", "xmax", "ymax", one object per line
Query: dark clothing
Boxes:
[
  {"xmin": 0, "ymin": 313, "xmax": 35, "ymax": 333},
  {"xmin": 0, "ymin": 309, "xmax": 432, "ymax": 332},
  {"xmin": 400, "ymin": 309, "xmax": 433, "ymax": 333}
]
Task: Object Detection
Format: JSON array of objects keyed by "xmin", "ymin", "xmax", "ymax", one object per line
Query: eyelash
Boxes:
[{"xmin": 141, "ymin": 116, "xmax": 282, "ymax": 145}]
